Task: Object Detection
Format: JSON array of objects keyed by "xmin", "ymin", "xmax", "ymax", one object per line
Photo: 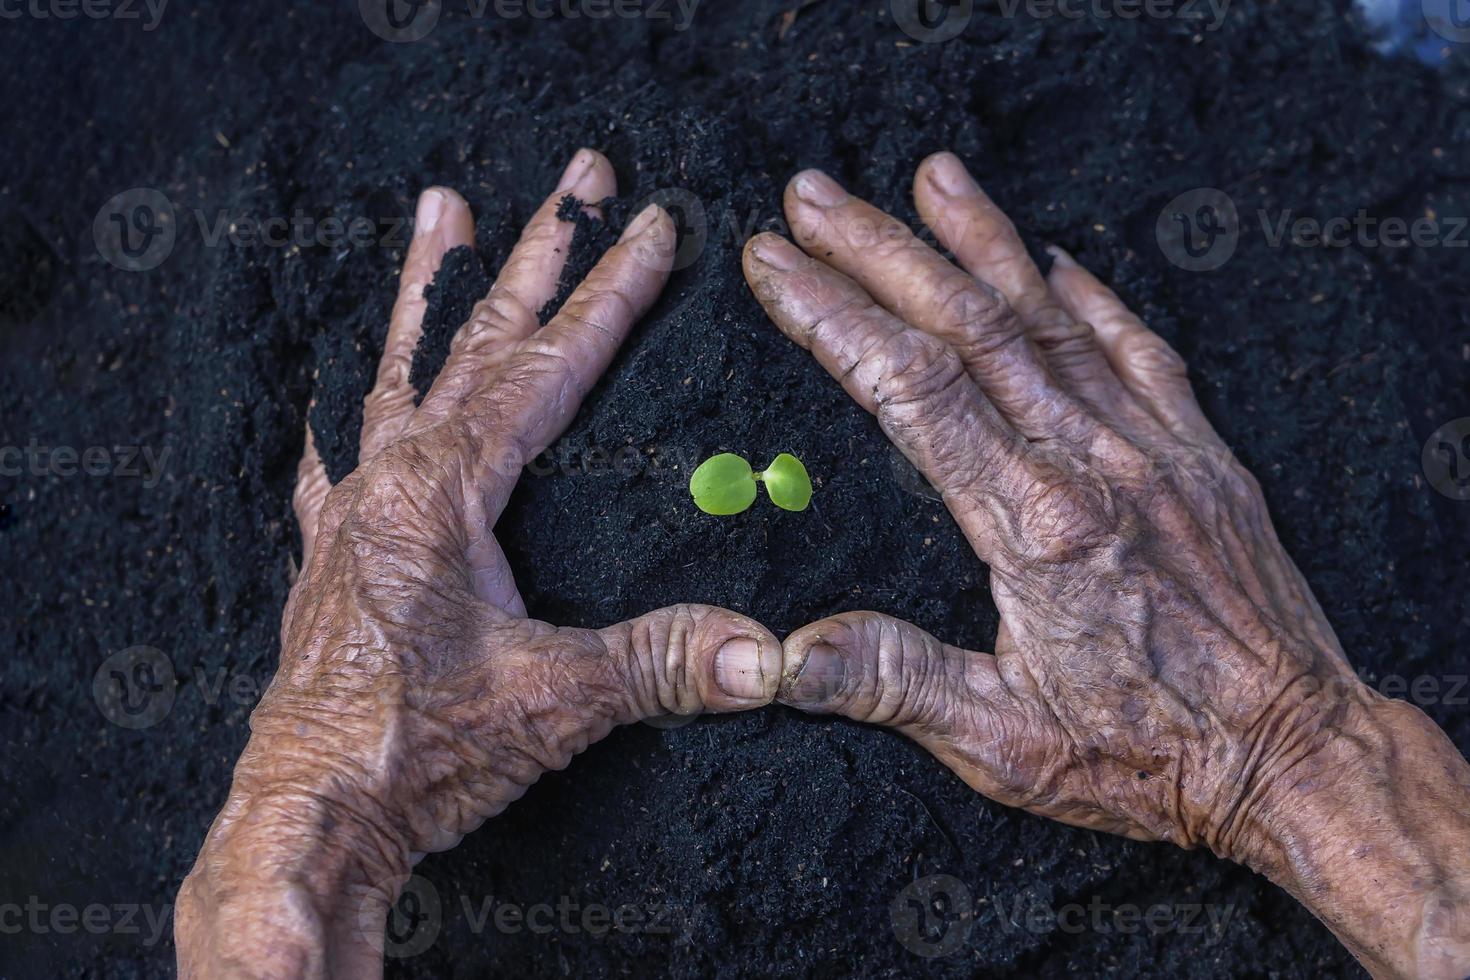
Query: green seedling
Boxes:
[{"xmin": 690, "ymin": 452, "xmax": 812, "ymax": 515}]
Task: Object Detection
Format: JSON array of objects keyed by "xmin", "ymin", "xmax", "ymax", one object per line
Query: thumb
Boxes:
[
  {"xmin": 595, "ymin": 604, "xmax": 782, "ymax": 722},
  {"xmin": 780, "ymin": 611, "xmax": 1020, "ymax": 758}
]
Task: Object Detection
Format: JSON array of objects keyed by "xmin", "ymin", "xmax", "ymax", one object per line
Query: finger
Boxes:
[
  {"xmin": 743, "ymin": 233, "xmax": 1036, "ymax": 562},
  {"xmin": 783, "ymin": 169, "xmax": 1091, "ymax": 446},
  {"xmin": 446, "ymin": 148, "xmax": 617, "ymax": 369},
  {"xmin": 1046, "ymin": 247, "xmax": 1223, "ymax": 445},
  {"xmin": 914, "ymin": 153, "xmax": 1137, "ymax": 424},
  {"xmin": 592, "ymin": 603, "xmax": 783, "ymax": 717},
  {"xmin": 479, "ymin": 203, "xmax": 675, "ymax": 461},
  {"xmin": 293, "ymin": 419, "xmax": 331, "ymax": 567},
  {"xmin": 360, "ymin": 187, "xmax": 476, "ymax": 460},
  {"xmin": 781, "ymin": 611, "xmax": 1042, "ymax": 804}
]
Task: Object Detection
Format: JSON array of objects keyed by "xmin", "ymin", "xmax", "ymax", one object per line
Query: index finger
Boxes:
[
  {"xmin": 742, "ymin": 232, "xmax": 1035, "ymax": 564},
  {"xmin": 455, "ymin": 203, "xmax": 677, "ymax": 513}
]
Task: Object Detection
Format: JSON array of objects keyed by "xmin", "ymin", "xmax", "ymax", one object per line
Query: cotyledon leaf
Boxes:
[{"xmin": 690, "ymin": 453, "xmax": 758, "ymax": 515}]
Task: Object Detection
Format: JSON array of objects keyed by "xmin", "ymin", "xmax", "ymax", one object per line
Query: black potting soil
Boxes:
[{"xmin": 3, "ymin": 1, "xmax": 1469, "ymax": 977}]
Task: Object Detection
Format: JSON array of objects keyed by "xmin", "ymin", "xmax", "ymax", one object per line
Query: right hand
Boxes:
[{"xmin": 742, "ymin": 152, "xmax": 1470, "ymax": 978}]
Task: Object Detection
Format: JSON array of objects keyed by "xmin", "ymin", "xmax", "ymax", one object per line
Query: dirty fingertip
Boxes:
[
  {"xmin": 746, "ymin": 233, "xmax": 804, "ymax": 272},
  {"xmin": 780, "ymin": 642, "xmax": 848, "ymax": 707},
  {"xmin": 620, "ymin": 203, "xmax": 667, "ymax": 242},
  {"xmin": 713, "ymin": 635, "xmax": 781, "ymax": 703}
]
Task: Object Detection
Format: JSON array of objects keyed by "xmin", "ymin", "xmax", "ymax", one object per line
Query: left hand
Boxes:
[
  {"xmin": 742, "ymin": 153, "xmax": 1470, "ymax": 978},
  {"xmin": 176, "ymin": 149, "xmax": 781, "ymax": 980}
]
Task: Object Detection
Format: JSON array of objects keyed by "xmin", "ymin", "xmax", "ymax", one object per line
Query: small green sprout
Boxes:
[{"xmin": 690, "ymin": 452, "xmax": 812, "ymax": 515}]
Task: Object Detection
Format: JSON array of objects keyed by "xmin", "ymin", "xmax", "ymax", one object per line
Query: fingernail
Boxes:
[
  {"xmin": 1045, "ymin": 244, "xmax": 1077, "ymax": 268},
  {"xmin": 926, "ymin": 152, "xmax": 979, "ymax": 198},
  {"xmin": 556, "ymin": 148, "xmax": 597, "ymax": 193},
  {"xmin": 793, "ymin": 170, "xmax": 847, "ymax": 208},
  {"xmin": 416, "ymin": 189, "xmax": 446, "ymax": 234},
  {"xmin": 715, "ymin": 637, "xmax": 769, "ymax": 701},
  {"xmin": 750, "ymin": 235, "xmax": 804, "ymax": 272},
  {"xmin": 620, "ymin": 204, "xmax": 662, "ymax": 243},
  {"xmin": 786, "ymin": 644, "xmax": 845, "ymax": 705}
]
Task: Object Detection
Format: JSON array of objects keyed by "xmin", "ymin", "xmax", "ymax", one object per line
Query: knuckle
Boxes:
[
  {"xmin": 459, "ymin": 293, "xmax": 529, "ymax": 352},
  {"xmin": 623, "ymin": 605, "xmax": 706, "ymax": 715},
  {"xmin": 316, "ymin": 473, "xmax": 361, "ymax": 531},
  {"xmin": 873, "ymin": 330, "xmax": 967, "ymax": 409},
  {"xmin": 504, "ymin": 340, "xmax": 578, "ymax": 399},
  {"xmin": 1222, "ymin": 460, "xmax": 1264, "ymax": 500},
  {"xmin": 1124, "ymin": 331, "xmax": 1189, "ymax": 379},
  {"xmin": 1015, "ymin": 472, "xmax": 1120, "ymax": 566},
  {"xmin": 935, "ymin": 272, "xmax": 1026, "ymax": 355},
  {"xmin": 1032, "ymin": 311, "xmax": 1098, "ymax": 360},
  {"xmin": 799, "ymin": 292, "xmax": 865, "ymax": 344},
  {"xmin": 858, "ymin": 622, "xmax": 947, "ymax": 730}
]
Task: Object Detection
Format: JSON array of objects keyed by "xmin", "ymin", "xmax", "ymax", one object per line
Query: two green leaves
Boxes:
[{"xmin": 690, "ymin": 453, "xmax": 812, "ymax": 515}]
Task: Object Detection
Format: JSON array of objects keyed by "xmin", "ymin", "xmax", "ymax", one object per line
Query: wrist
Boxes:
[
  {"xmin": 1235, "ymin": 690, "xmax": 1470, "ymax": 978},
  {"xmin": 177, "ymin": 768, "xmax": 411, "ymax": 979}
]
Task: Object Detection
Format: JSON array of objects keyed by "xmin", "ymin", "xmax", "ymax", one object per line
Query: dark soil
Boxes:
[{"xmin": 3, "ymin": 1, "xmax": 1469, "ymax": 977}]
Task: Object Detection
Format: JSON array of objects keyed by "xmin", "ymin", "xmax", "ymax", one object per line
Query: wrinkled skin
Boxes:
[
  {"xmin": 174, "ymin": 150, "xmax": 781, "ymax": 979},
  {"xmin": 743, "ymin": 154, "xmax": 1470, "ymax": 980}
]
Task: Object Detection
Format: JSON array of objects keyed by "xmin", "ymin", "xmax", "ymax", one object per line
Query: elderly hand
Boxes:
[
  {"xmin": 743, "ymin": 153, "xmax": 1470, "ymax": 979},
  {"xmin": 175, "ymin": 150, "xmax": 781, "ymax": 979}
]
